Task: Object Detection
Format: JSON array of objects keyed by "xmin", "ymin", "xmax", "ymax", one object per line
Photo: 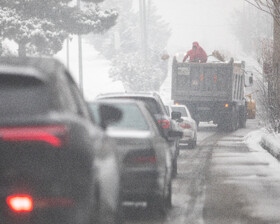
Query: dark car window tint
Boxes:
[
  {"xmin": 0, "ymin": 75, "xmax": 49, "ymax": 116},
  {"xmin": 171, "ymin": 106, "xmax": 188, "ymax": 117}
]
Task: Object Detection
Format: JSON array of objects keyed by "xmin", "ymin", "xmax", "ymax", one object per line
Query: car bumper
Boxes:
[
  {"xmin": 121, "ymin": 168, "xmax": 160, "ymax": 200},
  {"xmin": 179, "ymin": 129, "xmax": 195, "ymax": 143}
]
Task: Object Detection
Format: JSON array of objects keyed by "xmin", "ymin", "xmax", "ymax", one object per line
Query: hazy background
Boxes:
[
  {"xmin": 141, "ymin": 0, "xmax": 244, "ymax": 58},
  {"xmin": 56, "ymin": 0, "xmax": 264, "ymax": 100}
]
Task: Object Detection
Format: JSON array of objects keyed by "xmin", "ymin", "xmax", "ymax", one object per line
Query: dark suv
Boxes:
[
  {"xmin": 0, "ymin": 57, "xmax": 121, "ymax": 224},
  {"xmin": 96, "ymin": 92, "xmax": 182, "ymax": 176}
]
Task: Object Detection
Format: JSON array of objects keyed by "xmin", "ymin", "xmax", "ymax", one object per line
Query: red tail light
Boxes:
[
  {"xmin": 125, "ymin": 150, "xmax": 156, "ymax": 164},
  {"xmin": 0, "ymin": 125, "xmax": 67, "ymax": 147},
  {"xmin": 158, "ymin": 120, "xmax": 170, "ymax": 129},
  {"xmin": 127, "ymin": 156, "xmax": 156, "ymax": 164},
  {"xmin": 180, "ymin": 123, "xmax": 192, "ymax": 129},
  {"xmin": 7, "ymin": 195, "xmax": 33, "ymax": 212}
]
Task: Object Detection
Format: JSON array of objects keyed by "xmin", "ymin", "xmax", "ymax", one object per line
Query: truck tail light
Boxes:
[
  {"xmin": 7, "ymin": 195, "xmax": 33, "ymax": 212},
  {"xmin": 158, "ymin": 120, "xmax": 170, "ymax": 129},
  {"xmin": 0, "ymin": 125, "xmax": 68, "ymax": 148}
]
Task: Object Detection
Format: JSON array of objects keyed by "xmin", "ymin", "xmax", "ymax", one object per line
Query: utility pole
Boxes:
[
  {"xmin": 139, "ymin": 0, "xmax": 148, "ymax": 62},
  {"xmin": 77, "ymin": 0, "xmax": 83, "ymax": 95},
  {"xmin": 66, "ymin": 37, "xmax": 70, "ymax": 69}
]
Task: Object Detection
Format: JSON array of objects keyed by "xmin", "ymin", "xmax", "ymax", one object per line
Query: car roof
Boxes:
[
  {"xmin": 89, "ymin": 98, "xmax": 150, "ymax": 110},
  {"xmin": 0, "ymin": 56, "xmax": 66, "ymax": 81},
  {"xmin": 96, "ymin": 91, "xmax": 161, "ymax": 100}
]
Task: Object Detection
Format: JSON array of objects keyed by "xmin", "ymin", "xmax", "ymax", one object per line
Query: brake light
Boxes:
[
  {"xmin": 0, "ymin": 125, "xmax": 67, "ymax": 147},
  {"xmin": 7, "ymin": 195, "xmax": 33, "ymax": 212},
  {"xmin": 125, "ymin": 150, "xmax": 156, "ymax": 164},
  {"xmin": 158, "ymin": 120, "xmax": 170, "ymax": 129},
  {"xmin": 128, "ymin": 156, "xmax": 156, "ymax": 164},
  {"xmin": 180, "ymin": 123, "xmax": 192, "ymax": 129}
]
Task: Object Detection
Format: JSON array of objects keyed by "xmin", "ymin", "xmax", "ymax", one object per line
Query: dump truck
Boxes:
[{"xmin": 171, "ymin": 57, "xmax": 247, "ymax": 131}]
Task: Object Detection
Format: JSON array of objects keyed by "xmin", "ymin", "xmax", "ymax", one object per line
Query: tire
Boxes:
[
  {"xmin": 166, "ymin": 182, "xmax": 172, "ymax": 209},
  {"xmin": 172, "ymin": 158, "xmax": 177, "ymax": 178},
  {"xmin": 188, "ymin": 138, "xmax": 197, "ymax": 149},
  {"xmin": 229, "ymin": 106, "xmax": 238, "ymax": 131},
  {"xmin": 239, "ymin": 106, "xmax": 247, "ymax": 128},
  {"xmin": 149, "ymin": 195, "xmax": 168, "ymax": 217}
]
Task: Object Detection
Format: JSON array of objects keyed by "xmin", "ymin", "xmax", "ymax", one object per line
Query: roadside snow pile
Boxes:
[
  {"xmin": 261, "ymin": 131, "xmax": 280, "ymax": 160},
  {"xmin": 245, "ymin": 128, "xmax": 280, "ymax": 160}
]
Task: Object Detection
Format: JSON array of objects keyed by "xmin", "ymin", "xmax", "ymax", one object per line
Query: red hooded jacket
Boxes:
[{"xmin": 183, "ymin": 42, "xmax": 207, "ymax": 63}]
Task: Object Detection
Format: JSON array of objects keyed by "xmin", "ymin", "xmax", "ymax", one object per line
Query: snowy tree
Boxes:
[
  {"xmin": 91, "ymin": 0, "xmax": 171, "ymax": 91},
  {"xmin": 0, "ymin": 0, "xmax": 118, "ymax": 56},
  {"xmin": 232, "ymin": 3, "xmax": 273, "ymax": 55},
  {"xmin": 243, "ymin": 0, "xmax": 280, "ymax": 132}
]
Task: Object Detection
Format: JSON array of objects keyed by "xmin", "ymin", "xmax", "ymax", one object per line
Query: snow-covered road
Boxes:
[{"xmin": 124, "ymin": 120, "xmax": 280, "ymax": 224}]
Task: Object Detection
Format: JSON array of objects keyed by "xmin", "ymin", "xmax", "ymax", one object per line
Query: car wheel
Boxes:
[
  {"xmin": 149, "ymin": 195, "xmax": 168, "ymax": 217},
  {"xmin": 166, "ymin": 182, "xmax": 172, "ymax": 208},
  {"xmin": 188, "ymin": 139, "xmax": 197, "ymax": 149},
  {"xmin": 172, "ymin": 158, "xmax": 177, "ymax": 178}
]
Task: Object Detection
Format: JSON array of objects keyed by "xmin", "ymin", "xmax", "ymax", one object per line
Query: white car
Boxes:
[{"xmin": 165, "ymin": 104, "xmax": 197, "ymax": 149}]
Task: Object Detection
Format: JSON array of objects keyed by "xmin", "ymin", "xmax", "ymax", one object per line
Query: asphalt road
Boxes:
[{"xmin": 124, "ymin": 120, "xmax": 280, "ymax": 224}]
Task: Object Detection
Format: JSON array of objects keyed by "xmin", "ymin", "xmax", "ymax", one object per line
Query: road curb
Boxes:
[{"xmin": 261, "ymin": 134, "xmax": 280, "ymax": 160}]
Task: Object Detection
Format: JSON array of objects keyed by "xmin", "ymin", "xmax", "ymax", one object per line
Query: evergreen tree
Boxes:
[
  {"xmin": 0, "ymin": 0, "xmax": 118, "ymax": 56},
  {"xmin": 91, "ymin": 0, "xmax": 170, "ymax": 91}
]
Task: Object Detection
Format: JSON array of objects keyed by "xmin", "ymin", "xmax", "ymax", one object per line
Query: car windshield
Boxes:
[
  {"xmin": 89, "ymin": 103, "xmax": 149, "ymax": 131},
  {"xmin": 171, "ymin": 106, "xmax": 188, "ymax": 117}
]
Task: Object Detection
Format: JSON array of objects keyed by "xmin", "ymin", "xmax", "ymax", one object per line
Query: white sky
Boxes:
[{"xmin": 146, "ymin": 0, "xmax": 245, "ymax": 57}]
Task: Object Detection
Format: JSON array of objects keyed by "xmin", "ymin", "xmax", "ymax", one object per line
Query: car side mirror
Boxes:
[
  {"xmin": 171, "ymin": 111, "xmax": 181, "ymax": 120},
  {"xmin": 99, "ymin": 104, "xmax": 122, "ymax": 130}
]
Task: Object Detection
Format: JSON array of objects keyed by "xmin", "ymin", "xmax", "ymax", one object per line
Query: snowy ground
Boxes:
[{"xmin": 246, "ymin": 128, "xmax": 280, "ymax": 161}]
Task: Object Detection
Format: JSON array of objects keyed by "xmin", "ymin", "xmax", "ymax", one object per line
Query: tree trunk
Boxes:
[
  {"xmin": 273, "ymin": 0, "xmax": 280, "ymax": 122},
  {"xmin": 18, "ymin": 43, "xmax": 26, "ymax": 57}
]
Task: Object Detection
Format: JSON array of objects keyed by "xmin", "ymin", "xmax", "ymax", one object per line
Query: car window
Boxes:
[
  {"xmin": 105, "ymin": 96, "xmax": 161, "ymax": 115},
  {"xmin": 0, "ymin": 75, "xmax": 50, "ymax": 117},
  {"xmin": 171, "ymin": 106, "xmax": 188, "ymax": 117},
  {"xmin": 90, "ymin": 103, "xmax": 149, "ymax": 130}
]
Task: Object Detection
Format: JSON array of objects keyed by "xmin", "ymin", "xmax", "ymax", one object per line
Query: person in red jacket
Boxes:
[{"xmin": 183, "ymin": 41, "xmax": 208, "ymax": 63}]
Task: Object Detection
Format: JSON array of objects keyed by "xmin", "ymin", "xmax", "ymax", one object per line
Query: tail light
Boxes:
[
  {"xmin": 7, "ymin": 195, "xmax": 33, "ymax": 212},
  {"xmin": 125, "ymin": 150, "xmax": 156, "ymax": 164},
  {"xmin": 158, "ymin": 120, "xmax": 170, "ymax": 129},
  {"xmin": 0, "ymin": 125, "xmax": 68, "ymax": 147},
  {"xmin": 180, "ymin": 123, "xmax": 192, "ymax": 129}
]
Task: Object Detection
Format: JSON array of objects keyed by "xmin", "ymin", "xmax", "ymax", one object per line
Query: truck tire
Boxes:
[
  {"xmin": 229, "ymin": 106, "xmax": 238, "ymax": 131},
  {"xmin": 239, "ymin": 106, "xmax": 247, "ymax": 128}
]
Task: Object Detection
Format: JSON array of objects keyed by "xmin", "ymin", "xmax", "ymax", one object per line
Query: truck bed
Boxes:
[{"xmin": 172, "ymin": 60, "xmax": 245, "ymax": 103}]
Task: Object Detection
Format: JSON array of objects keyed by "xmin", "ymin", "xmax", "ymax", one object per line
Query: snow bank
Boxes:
[
  {"xmin": 245, "ymin": 128, "xmax": 280, "ymax": 161},
  {"xmin": 261, "ymin": 131, "xmax": 280, "ymax": 160}
]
